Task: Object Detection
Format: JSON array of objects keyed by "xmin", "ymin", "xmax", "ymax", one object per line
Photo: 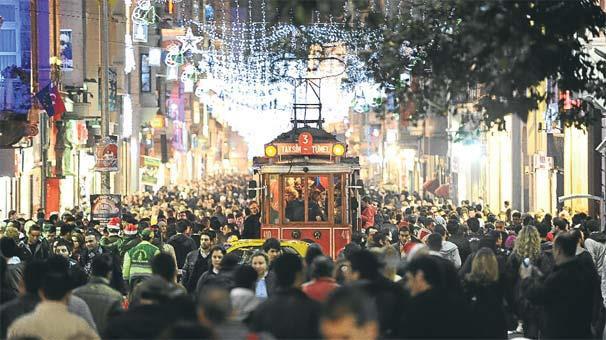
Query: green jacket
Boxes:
[{"xmin": 122, "ymin": 241, "xmax": 160, "ymax": 283}]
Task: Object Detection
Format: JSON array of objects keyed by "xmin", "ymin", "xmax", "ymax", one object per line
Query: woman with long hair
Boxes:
[
  {"xmin": 195, "ymin": 245, "xmax": 225, "ymax": 292},
  {"xmin": 463, "ymin": 248, "xmax": 507, "ymax": 339},
  {"xmin": 504, "ymin": 225, "xmax": 553, "ymax": 338}
]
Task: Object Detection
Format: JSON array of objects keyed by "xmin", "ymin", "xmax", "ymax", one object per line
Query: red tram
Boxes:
[{"xmin": 249, "ymin": 125, "xmax": 362, "ymax": 258}]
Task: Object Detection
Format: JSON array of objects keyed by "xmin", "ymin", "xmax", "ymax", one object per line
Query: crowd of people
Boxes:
[{"xmin": 0, "ymin": 174, "xmax": 605, "ymax": 339}]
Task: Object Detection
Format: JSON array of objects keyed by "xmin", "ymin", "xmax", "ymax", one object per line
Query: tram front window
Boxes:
[{"xmin": 284, "ymin": 177, "xmax": 305, "ymax": 222}]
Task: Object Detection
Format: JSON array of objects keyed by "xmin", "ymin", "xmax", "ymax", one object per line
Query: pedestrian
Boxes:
[
  {"xmin": 21, "ymin": 225, "xmax": 50, "ymax": 261},
  {"xmin": 73, "ymin": 254, "xmax": 123, "ymax": 334},
  {"xmin": 7, "ymin": 256, "xmax": 99, "ymax": 340},
  {"xmin": 521, "ymin": 232, "xmax": 602, "ymax": 339},
  {"xmin": 129, "ymin": 252, "xmax": 186, "ymax": 307},
  {"xmin": 80, "ymin": 232, "xmax": 105, "ymax": 274},
  {"xmin": 251, "ymin": 251, "xmax": 275, "ymax": 298},
  {"xmin": 167, "ymin": 220, "xmax": 197, "ymax": 272},
  {"xmin": 182, "ymin": 229, "xmax": 215, "ymax": 293},
  {"xmin": 504, "ymin": 225, "xmax": 553, "ymax": 337},
  {"xmin": 302, "ymin": 256, "xmax": 340, "ymax": 302},
  {"xmin": 250, "ymin": 253, "xmax": 321, "ymax": 339},
  {"xmin": 462, "ymin": 248, "xmax": 508, "ymax": 339},
  {"xmin": 320, "ymin": 287, "xmax": 379, "ymax": 340},
  {"xmin": 400, "ymin": 255, "xmax": 471, "ymax": 338},
  {"xmin": 348, "ymin": 249, "xmax": 408, "ymax": 338},
  {"xmin": 194, "ymin": 245, "xmax": 225, "ymax": 291},
  {"xmin": 230, "ymin": 264, "xmax": 261, "ymax": 324},
  {"xmin": 122, "ymin": 228, "xmax": 160, "ymax": 288},
  {"xmin": 0, "ymin": 237, "xmax": 24, "ymax": 297},
  {"xmin": 198, "ymin": 285, "xmax": 250, "ymax": 339}
]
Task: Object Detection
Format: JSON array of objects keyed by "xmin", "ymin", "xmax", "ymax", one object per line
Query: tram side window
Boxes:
[
  {"xmin": 334, "ymin": 175, "xmax": 343, "ymax": 225},
  {"xmin": 284, "ymin": 176, "xmax": 305, "ymax": 222},
  {"xmin": 307, "ymin": 176, "xmax": 328, "ymax": 222},
  {"xmin": 268, "ymin": 175, "xmax": 280, "ymax": 224}
]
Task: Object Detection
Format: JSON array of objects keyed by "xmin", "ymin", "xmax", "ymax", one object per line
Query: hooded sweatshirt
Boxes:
[{"xmin": 440, "ymin": 240, "xmax": 461, "ymax": 268}]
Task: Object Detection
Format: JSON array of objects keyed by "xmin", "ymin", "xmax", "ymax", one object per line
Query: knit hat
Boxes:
[
  {"xmin": 123, "ymin": 223, "xmax": 138, "ymax": 236},
  {"xmin": 107, "ymin": 217, "xmax": 121, "ymax": 230}
]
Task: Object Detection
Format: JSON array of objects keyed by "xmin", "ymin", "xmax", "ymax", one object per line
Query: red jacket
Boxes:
[
  {"xmin": 302, "ymin": 278, "xmax": 339, "ymax": 302},
  {"xmin": 361, "ymin": 206, "xmax": 376, "ymax": 228}
]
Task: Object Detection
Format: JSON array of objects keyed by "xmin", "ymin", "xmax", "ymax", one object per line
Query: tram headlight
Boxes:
[
  {"xmin": 332, "ymin": 143, "xmax": 345, "ymax": 156},
  {"xmin": 264, "ymin": 145, "xmax": 277, "ymax": 158}
]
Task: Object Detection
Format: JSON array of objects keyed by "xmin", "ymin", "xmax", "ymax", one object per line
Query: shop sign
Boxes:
[
  {"xmin": 90, "ymin": 194, "xmax": 121, "ymax": 222},
  {"xmin": 94, "ymin": 135, "xmax": 118, "ymax": 172},
  {"xmin": 275, "ymin": 142, "xmax": 333, "ymax": 156},
  {"xmin": 141, "ymin": 156, "xmax": 161, "ymax": 185},
  {"xmin": 59, "ymin": 29, "xmax": 73, "ymax": 71}
]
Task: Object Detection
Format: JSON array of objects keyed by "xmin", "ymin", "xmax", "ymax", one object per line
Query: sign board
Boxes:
[
  {"xmin": 141, "ymin": 156, "xmax": 161, "ymax": 185},
  {"xmin": 298, "ymin": 132, "xmax": 313, "ymax": 155},
  {"xmin": 275, "ymin": 142, "xmax": 333, "ymax": 156},
  {"xmin": 60, "ymin": 29, "xmax": 73, "ymax": 71},
  {"xmin": 90, "ymin": 194, "xmax": 121, "ymax": 222},
  {"xmin": 95, "ymin": 135, "xmax": 118, "ymax": 172}
]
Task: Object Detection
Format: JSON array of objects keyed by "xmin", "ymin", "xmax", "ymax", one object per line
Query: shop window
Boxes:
[{"xmin": 140, "ymin": 53, "xmax": 151, "ymax": 92}]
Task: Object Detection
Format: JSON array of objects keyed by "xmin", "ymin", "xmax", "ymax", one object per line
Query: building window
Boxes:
[
  {"xmin": 140, "ymin": 53, "xmax": 151, "ymax": 92},
  {"xmin": 0, "ymin": 1, "xmax": 20, "ymax": 75}
]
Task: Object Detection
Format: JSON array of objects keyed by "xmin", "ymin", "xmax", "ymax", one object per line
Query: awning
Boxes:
[
  {"xmin": 435, "ymin": 184, "xmax": 450, "ymax": 198},
  {"xmin": 422, "ymin": 179, "xmax": 439, "ymax": 193}
]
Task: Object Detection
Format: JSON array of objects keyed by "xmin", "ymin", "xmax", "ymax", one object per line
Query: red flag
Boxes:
[{"xmin": 51, "ymin": 86, "xmax": 66, "ymax": 120}]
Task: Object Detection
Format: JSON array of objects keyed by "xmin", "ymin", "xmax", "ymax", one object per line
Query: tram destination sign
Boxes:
[{"xmin": 275, "ymin": 142, "xmax": 333, "ymax": 156}]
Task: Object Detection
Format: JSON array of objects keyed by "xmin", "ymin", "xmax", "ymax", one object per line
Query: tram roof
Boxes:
[{"xmin": 270, "ymin": 126, "xmax": 342, "ymax": 144}]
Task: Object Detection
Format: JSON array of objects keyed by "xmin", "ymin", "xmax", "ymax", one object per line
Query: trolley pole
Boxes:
[{"xmin": 100, "ymin": 0, "xmax": 111, "ymax": 194}]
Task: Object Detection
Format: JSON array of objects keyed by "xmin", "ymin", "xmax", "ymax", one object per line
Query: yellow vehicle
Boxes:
[{"xmin": 226, "ymin": 239, "xmax": 310, "ymax": 263}]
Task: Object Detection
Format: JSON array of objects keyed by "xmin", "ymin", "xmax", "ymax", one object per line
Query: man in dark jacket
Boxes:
[
  {"xmin": 21, "ymin": 225, "xmax": 50, "ymax": 261},
  {"xmin": 0, "ymin": 260, "xmax": 45, "ymax": 338},
  {"xmin": 522, "ymin": 232, "xmax": 602, "ymax": 339},
  {"xmin": 400, "ymin": 255, "xmax": 472, "ymax": 339},
  {"xmin": 168, "ymin": 220, "xmax": 197, "ymax": 271},
  {"xmin": 0, "ymin": 237, "xmax": 24, "ymax": 296},
  {"xmin": 181, "ymin": 230, "xmax": 214, "ymax": 293},
  {"xmin": 446, "ymin": 221, "xmax": 471, "ymax": 263},
  {"xmin": 242, "ymin": 206, "xmax": 261, "ymax": 239},
  {"xmin": 251, "ymin": 253, "xmax": 321, "ymax": 339},
  {"xmin": 348, "ymin": 250, "xmax": 408, "ymax": 338}
]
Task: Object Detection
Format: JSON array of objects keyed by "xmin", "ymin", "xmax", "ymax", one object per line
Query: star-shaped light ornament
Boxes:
[{"xmin": 177, "ymin": 27, "xmax": 202, "ymax": 55}]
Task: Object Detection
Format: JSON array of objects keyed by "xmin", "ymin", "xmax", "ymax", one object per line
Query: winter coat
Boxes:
[
  {"xmin": 361, "ymin": 206, "xmax": 376, "ymax": 228},
  {"xmin": 231, "ymin": 287, "xmax": 261, "ymax": 323},
  {"xmin": 399, "ymin": 288, "xmax": 471, "ymax": 339},
  {"xmin": 80, "ymin": 246, "xmax": 105, "ymax": 275},
  {"xmin": 0, "ymin": 294, "xmax": 38, "ymax": 338},
  {"xmin": 20, "ymin": 239, "xmax": 50, "ymax": 261},
  {"xmin": 449, "ymin": 233, "xmax": 472, "ymax": 264},
  {"xmin": 353, "ymin": 275, "xmax": 409, "ymax": 338},
  {"xmin": 167, "ymin": 234, "xmax": 197, "ymax": 269},
  {"xmin": 100, "ymin": 235, "xmax": 123, "ymax": 257},
  {"xmin": 462, "ymin": 280, "xmax": 508, "ymax": 339},
  {"xmin": 73, "ymin": 276, "xmax": 123, "ymax": 334},
  {"xmin": 7, "ymin": 301, "xmax": 99, "ymax": 340},
  {"xmin": 181, "ymin": 249, "xmax": 210, "ymax": 293},
  {"xmin": 242, "ymin": 214, "xmax": 261, "ymax": 239},
  {"xmin": 440, "ymin": 240, "xmax": 462, "ymax": 268},
  {"xmin": 4, "ymin": 256, "xmax": 24, "ymax": 296},
  {"xmin": 129, "ymin": 275, "xmax": 187, "ymax": 307},
  {"xmin": 122, "ymin": 241, "xmax": 160, "ymax": 284},
  {"xmin": 250, "ymin": 287, "xmax": 321, "ymax": 339},
  {"xmin": 585, "ymin": 238, "xmax": 606, "ymax": 277},
  {"xmin": 522, "ymin": 256, "xmax": 601, "ymax": 339}
]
